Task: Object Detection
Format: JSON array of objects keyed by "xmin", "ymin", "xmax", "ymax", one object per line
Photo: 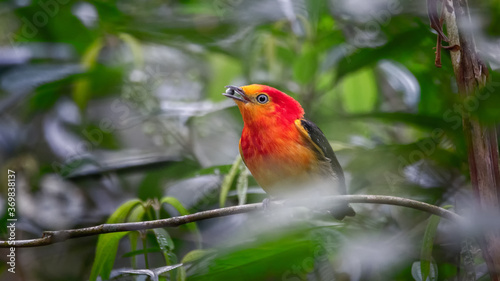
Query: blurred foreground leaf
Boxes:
[
  {"xmin": 420, "ymin": 215, "xmax": 441, "ymax": 281},
  {"xmin": 188, "ymin": 234, "xmax": 315, "ymax": 281},
  {"xmin": 412, "ymin": 261, "xmax": 438, "ymax": 281}
]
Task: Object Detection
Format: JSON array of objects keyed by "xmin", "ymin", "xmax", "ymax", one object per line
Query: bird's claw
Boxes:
[{"xmin": 262, "ymin": 198, "xmax": 272, "ymax": 210}]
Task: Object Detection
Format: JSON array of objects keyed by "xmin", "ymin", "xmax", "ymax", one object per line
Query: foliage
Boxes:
[{"xmin": 1, "ymin": 0, "xmax": 500, "ymax": 280}]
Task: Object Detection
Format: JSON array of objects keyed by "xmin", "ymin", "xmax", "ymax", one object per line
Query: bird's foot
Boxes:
[{"xmin": 262, "ymin": 198, "xmax": 272, "ymax": 210}]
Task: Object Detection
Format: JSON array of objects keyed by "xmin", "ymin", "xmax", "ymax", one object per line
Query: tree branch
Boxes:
[{"xmin": 1, "ymin": 195, "xmax": 462, "ymax": 248}]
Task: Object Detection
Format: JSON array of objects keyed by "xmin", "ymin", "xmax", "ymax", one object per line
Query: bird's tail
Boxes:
[{"xmin": 330, "ymin": 204, "xmax": 356, "ymax": 220}]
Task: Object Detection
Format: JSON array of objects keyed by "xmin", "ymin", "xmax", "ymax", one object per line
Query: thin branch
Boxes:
[{"xmin": 1, "ymin": 195, "xmax": 462, "ymax": 248}]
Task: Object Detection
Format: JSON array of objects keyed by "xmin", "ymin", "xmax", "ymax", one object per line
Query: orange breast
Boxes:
[{"xmin": 240, "ymin": 122, "xmax": 319, "ymax": 196}]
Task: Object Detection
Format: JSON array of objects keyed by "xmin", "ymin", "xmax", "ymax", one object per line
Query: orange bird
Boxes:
[{"xmin": 223, "ymin": 84, "xmax": 355, "ymax": 219}]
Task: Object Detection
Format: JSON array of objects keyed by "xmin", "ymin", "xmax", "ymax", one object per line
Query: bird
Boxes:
[{"xmin": 223, "ymin": 84, "xmax": 355, "ymax": 219}]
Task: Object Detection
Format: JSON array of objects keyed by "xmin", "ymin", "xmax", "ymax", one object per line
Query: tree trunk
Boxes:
[{"xmin": 443, "ymin": 0, "xmax": 500, "ymax": 279}]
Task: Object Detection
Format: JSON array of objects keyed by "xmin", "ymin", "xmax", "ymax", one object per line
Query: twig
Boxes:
[{"xmin": 1, "ymin": 195, "xmax": 462, "ymax": 248}]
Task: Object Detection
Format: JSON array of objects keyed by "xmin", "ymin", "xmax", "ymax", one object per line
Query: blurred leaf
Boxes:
[
  {"xmin": 13, "ymin": 5, "xmax": 95, "ymax": 53},
  {"xmin": 28, "ymin": 81, "xmax": 64, "ymax": 112},
  {"xmin": 85, "ymin": 65, "xmax": 124, "ymax": 98},
  {"xmin": 188, "ymin": 230, "xmax": 316, "ymax": 281},
  {"xmin": 208, "ymin": 54, "xmax": 241, "ymax": 101},
  {"xmin": 138, "ymin": 169, "xmax": 169, "ymax": 201},
  {"xmin": 474, "ymin": 72, "xmax": 500, "ymax": 124},
  {"xmin": 73, "ymin": 75, "xmax": 89, "ymax": 108},
  {"xmin": 347, "ymin": 112, "xmax": 464, "ymax": 140},
  {"xmin": 181, "ymin": 249, "xmax": 216, "ymax": 263},
  {"xmin": 412, "ymin": 260, "xmax": 438, "ymax": 281},
  {"xmin": 73, "ymin": 38, "xmax": 103, "ymax": 110},
  {"xmin": 90, "ymin": 199, "xmax": 143, "ymax": 281},
  {"xmin": 119, "ymin": 33, "xmax": 144, "ymax": 68},
  {"xmin": 420, "ymin": 215, "xmax": 441, "ymax": 281},
  {"xmin": 138, "ymin": 159, "xmax": 200, "ymax": 200},
  {"xmin": 178, "ymin": 267, "xmax": 187, "ymax": 281},
  {"xmin": 236, "ymin": 162, "xmax": 248, "ymax": 205},
  {"xmin": 219, "ymin": 155, "xmax": 242, "ymax": 207},
  {"xmin": 123, "ymin": 247, "xmax": 163, "ymax": 258},
  {"xmin": 293, "ymin": 44, "xmax": 318, "ymax": 84},
  {"xmin": 416, "ymin": 71, "xmax": 449, "ymax": 116},
  {"xmin": 336, "ymin": 27, "xmax": 428, "ymax": 82},
  {"xmin": 123, "ymin": 17, "xmax": 238, "ymax": 54},
  {"xmin": 340, "ymin": 67, "xmax": 377, "ymax": 113},
  {"xmin": 80, "ymin": 123, "xmax": 120, "ymax": 149},
  {"xmin": 191, "ymin": 164, "xmax": 233, "ymax": 177}
]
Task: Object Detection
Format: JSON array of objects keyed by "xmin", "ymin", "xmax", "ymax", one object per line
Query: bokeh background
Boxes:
[{"xmin": 1, "ymin": 0, "xmax": 500, "ymax": 280}]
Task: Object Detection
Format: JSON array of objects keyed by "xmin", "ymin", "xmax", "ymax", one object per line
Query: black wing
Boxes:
[
  {"xmin": 298, "ymin": 119, "xmax": 355, "ymax": 219},
  {"xmin": 298, "ymin": 119, "xmax": 346, "ymax": 192}
]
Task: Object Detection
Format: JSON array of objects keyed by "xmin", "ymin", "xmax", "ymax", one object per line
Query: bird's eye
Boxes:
[
  {"xmin": 256, "ymin": 94, "xmax": 269, "ymax": 104},
  {"xmin": 225, "ymin": 88, "xmax": 235, "ymax": 96}
]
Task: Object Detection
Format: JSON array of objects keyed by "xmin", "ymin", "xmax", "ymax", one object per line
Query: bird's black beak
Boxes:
[{"xmin": 223, "ymin": 85, "xmax": 250, "ymax": 104}]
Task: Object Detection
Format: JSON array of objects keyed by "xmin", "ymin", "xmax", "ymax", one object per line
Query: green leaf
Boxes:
[
  {"xmin": 208, "ymin": 54, "xmax": 242, "ymax": 101},
  {"xmin": 137, "ymin": 159, "xmax": 200, "ymax": 200},
  {"xmin": 188, "ymin": 231, "xmax": 316, "ymax": 281},
  {"xmin": 128, "ymin": 203, "xmax": 146, "ymax": 222},
  {"xmin": 160, "ymin": 197, "xmax": 190, "ymax": 217},
  {"xmin": 90, "ymin": 231, "xmax": 130, "ymax": 281},
  {"xmin": 123, "ymin": 247, "xmax": 163, "ymax": 258},
  {"xmin": 181, "ymin": 249, "xmax": 216, "ymax": 263},
  {"xmin": 293, "ymin": 45, "xmax": 318, "ymax": 84},
  {"xmin": 153, "ymin": 228, "xmax": 177, "ymax": 281},
  {"xmin": 108, "ymin": 199, "xmax": 143, "ymax": 223},
  {"xmin": 340, "ymin": 67, "xmax": 378, "ymax": 113},
  {"xmin": 73, "ymin": 38, "xmax": 103, "ymax": 110},
  {"xmin": 153, "ymin": 228, "xmax": 175, "ymax": 252},
  {"xmin": 89, "ymin": 199, "xmax": 143, "ymax": 281},
  {"xmin": 119, "ymin": 33, "xmax": 144, "ymax": 68},
  {"xmin": 161, "ymin": 197, "xmax": 202, "ymax": 247},
  {"xmin": 236, "ymin": 162, "xmax": 248, "ymax": 206},
  {"xmin": 420, "ymin": 215, "xmax": 441, "ymax": 281},
  {"xmin": 127, "ymin": 205, "xmax": 145, "ymax": 268},
  {"xmin": 335, "ymin": 27, "xmax": 428, "ymax": 82},
  {"xmin": 412, "ymin": 260, "xmax": 438, "ymax": 281},
  {"xmin": 219, "ymin": 155, "xmax": 242, "ymax": 208},
  {"xmin": 177, "ymin": 266, "xmax": 187, "ymax": 281},
  {"xmin": 346, "ymin": 112, "xmax": 459, "ymax": 133},
  {"xmin": 82, "ymin": 38, "xmax": 103, "ymax": 69},
  {"xmin": 79, "ymin": 123, "xmax": 120, "ymax": 149},
  {"xmin": 191, "ymin": 164, "xmax": 233, "ymax": 177}
]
